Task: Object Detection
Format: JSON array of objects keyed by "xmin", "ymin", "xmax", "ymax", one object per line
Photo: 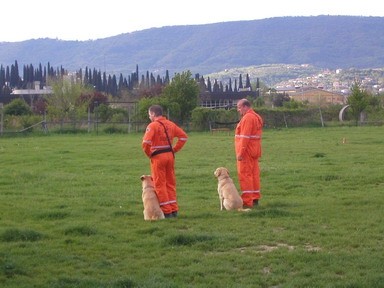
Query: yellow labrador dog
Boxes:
[
  {"xmin": 214, "ymin": 167, "xmax": 250, "ymax": 212},
  {"xmin": 140, "ymin": 175, "xmax": 165, "ymax": 221}
]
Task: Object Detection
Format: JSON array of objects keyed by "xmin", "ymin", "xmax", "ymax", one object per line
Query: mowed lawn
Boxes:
[{"xmin": 0, "ymin": 127, "xmax": 383, "ymax": 288}]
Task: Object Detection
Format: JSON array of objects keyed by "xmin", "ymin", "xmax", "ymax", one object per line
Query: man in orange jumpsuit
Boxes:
[
  {"xmin": 235, "ymin": 98, "xmax": 263, "ymax": 208},
  {"xmin": 142, "ymin": 105, "xmax": 188, "ymax": 218}
]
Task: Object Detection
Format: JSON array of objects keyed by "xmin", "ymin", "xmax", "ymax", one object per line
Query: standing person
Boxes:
[
  {"xmin": 235, "ymin": 98, "xmax": 263, "ymax": 208},
  {"xmin": 142, "ymin": 105, "xmax": 188, "ymax": 218}
]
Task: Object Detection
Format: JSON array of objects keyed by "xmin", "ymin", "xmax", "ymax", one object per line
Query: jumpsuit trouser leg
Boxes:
[
  {"xmin": 237, "ymin": 152, "xmax": 261, "ymax": 207},
  {"xmin": 151, "ymin": 152, "xmax": 177, "ymax": 215}
]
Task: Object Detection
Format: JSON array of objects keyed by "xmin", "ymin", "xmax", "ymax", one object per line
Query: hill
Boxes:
[{"xmin": 0, "ymin": 15, "xmax": 383, "ymax": 77}]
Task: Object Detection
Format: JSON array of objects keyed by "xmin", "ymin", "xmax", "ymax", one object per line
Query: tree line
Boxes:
[{"xmin": 0, "ymin": 61, "xmax": 258, "ymax": 100}]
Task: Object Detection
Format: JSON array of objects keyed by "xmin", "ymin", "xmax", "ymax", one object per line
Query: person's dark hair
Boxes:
[{"xmin": 149, "ymin": 105, "xmax": 163, "ymax": 116}]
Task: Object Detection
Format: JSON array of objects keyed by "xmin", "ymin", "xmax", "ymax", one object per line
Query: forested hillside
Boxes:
[{"xmin": 0, "ymin": 16, "xmax": 383, "ymax": 76}]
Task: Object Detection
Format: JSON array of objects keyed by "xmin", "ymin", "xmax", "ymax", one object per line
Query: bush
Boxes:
[{"xmin": 4, "ymin": 99, "xmax": 32, "ymax": 116}]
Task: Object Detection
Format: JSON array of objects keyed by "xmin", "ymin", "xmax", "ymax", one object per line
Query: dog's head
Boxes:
[
  {"xmin": 214, "ymin": 167, "xmax": 229, "ymax": 178},
  {"xmin": 140, "ymin": 175, "xmax": 153, "ymax": 188}
]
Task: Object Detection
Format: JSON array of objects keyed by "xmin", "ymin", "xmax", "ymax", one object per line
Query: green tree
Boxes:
[
  {"xmin": 161, "ymin": 70, "xmax": 199, "ymax": 124},
  {"xmin": 45, "ymin": 78, "xmax": 92, "ymax": 125},
  {"xmin": 347, "ymin": 81, "xmax": 369, "ymax": 125}
]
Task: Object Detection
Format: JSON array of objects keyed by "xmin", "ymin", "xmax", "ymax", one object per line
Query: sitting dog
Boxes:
[
  {"xmin": 214, "ymin": 167, "xmax": 250, "ymax": 211},
  {"xmin": 140, "ymin": 175, "xmax": 165, "ymax": 221}
]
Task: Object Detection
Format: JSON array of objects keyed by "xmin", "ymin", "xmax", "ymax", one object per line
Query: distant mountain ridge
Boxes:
[{"xmin": 0, "ymin": 16, "xmax": 383, "ymax": 76}]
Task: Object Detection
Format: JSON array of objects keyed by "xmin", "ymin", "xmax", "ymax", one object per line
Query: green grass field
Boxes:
[{"xmin": 1, "ymin": 127, "xmax": 383, "ymax": 288}]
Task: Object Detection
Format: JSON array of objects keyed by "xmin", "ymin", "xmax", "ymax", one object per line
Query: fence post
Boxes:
[
  {"xmin": 88, "ymin": 105, "xmax": 91, "ymax": 133},
  {"xmin": 94, "ymin": 101, "xmax": 99, "ymax": 135},
  {"xmin": 0, "ymin": 103, "xmax": 3, "ymax": 135},
  {"xmin": 319, "ymin": 107, "xmax": 324, "ymax": 127}
]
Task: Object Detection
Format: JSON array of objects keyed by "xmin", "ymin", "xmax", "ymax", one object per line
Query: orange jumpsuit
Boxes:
[
  {"xmin": 235, "ymin": 109, "xmax": 263, "ymax": 207},
  {"xmin": 142, "ymin": 116, "xmax": 187, "ymax": 216}
]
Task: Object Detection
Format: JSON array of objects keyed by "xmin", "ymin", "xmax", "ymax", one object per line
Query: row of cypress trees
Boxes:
[{"xmin": 0, "ymin": 61, "xmax": 259, "ymax": 104}]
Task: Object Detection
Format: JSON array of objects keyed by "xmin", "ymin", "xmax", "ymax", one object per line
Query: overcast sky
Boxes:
[{"xmin": 2, "ymin": 0, "xmax": 382, "ymax": 42}]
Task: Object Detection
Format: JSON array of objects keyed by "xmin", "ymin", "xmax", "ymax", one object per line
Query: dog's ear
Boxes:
[
  {"xmin": 140, "ymin": 175, "xmax": 145, "ymax": 181},
  {"xmin": 214, "ymin": 168, "xmax": 220, "ymax": 177}
]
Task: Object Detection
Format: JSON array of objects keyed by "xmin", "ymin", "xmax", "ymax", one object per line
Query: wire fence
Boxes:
[
  {"xmin": 0, "ymin": 117, "xmax": 149, "ymax": 136},
  {"xmin": 1, "ymin": 107, "xmax": 383, "ymax": 136}
]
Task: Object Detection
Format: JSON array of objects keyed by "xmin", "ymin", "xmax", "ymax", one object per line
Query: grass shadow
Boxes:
[
  {"xmin": 36, "ymin": 211, "xmax": 70, "ymax": 220},
  {"xmin": 0, "ymin": 228, "xmax": 43, "ymax": 242},
  {"xmin": 63, "ymin": 225, "xmax": 97, "ymax": 237},
  {"xmin": 165, "ymin": 233, "xmax": 216, "ymax": 247},
  {"xmin": 243, "ymin": 207, "xmax": 294, "ymax": 218}
]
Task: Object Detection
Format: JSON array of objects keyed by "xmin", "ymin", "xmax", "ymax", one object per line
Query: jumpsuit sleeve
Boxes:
[
  {"xmin": 172, "ymin": 125, "xmax": 188, "ymax": 153},
  {"xmin": 142, "ymin": 123, "xmax": 155, "ymax": 158},
  {"xmin": 238, "ymin": 117, "xmax": 251, "ymax": 158}
]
